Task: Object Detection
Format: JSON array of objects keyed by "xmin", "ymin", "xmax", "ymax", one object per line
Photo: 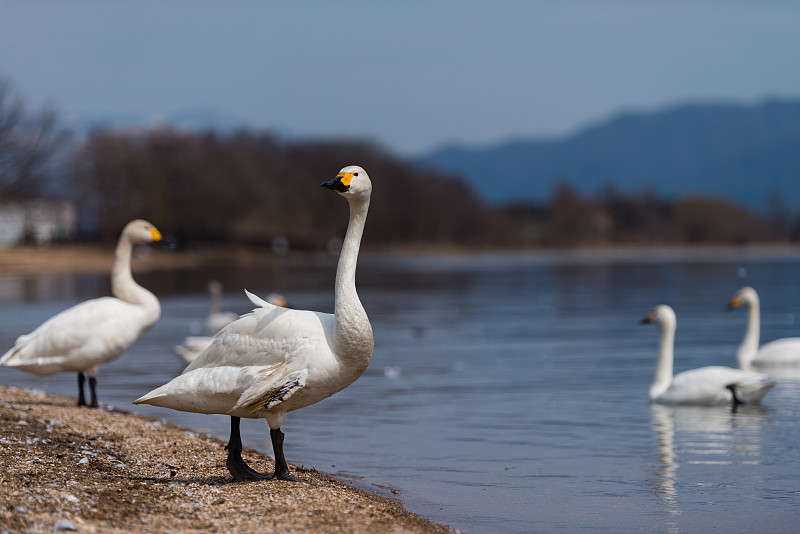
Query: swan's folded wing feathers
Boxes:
[
  {"xmin": 2, "ymin": 297, "xmax": 138, "ymax": 370},
  {"xmin": 186, "ymin": 307, "xmax": 327, "ymax": 372},
  {"xmin": 187, "ymin": 331, "xmax": 313, "ymax": 372},
  {"xmin": 727, "ymin": 372, "xmax": 776, "ymax": 401},
  {"xmin": 231, "ymin": 365, "xmax": 308, "ymax": 413},
  {"xmin": 245, "ymin": 289, "xmax": 274, "ymax": 310}
]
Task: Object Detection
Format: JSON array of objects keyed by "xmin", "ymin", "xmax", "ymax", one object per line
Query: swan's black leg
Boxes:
[
  {"xmin": 225, "ymin": 416, "xmax": 272, "ymax": 481},
  {"xmin": 88, "ymin": 376, "xmax": 99, "ymax": 408},
  {"xmin": 726, "ymin": 384, "xmax": 744, "ymax": 412},
  {"xmin": 77, "ymin": 372, "xmax": 87, "ymax": 407},
  {"xmin": 270, "ymin": 427, "xmax": 304, "ymax": 482}
]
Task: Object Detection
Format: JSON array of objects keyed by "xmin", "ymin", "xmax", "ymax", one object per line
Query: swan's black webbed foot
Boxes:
[
  {"xmin": 225, "ymin": 445, "xmax": 273, "ymax": 481},
  {"xmin": 226, "ymin": 416, "xmax": 272, "ymax": 482}
]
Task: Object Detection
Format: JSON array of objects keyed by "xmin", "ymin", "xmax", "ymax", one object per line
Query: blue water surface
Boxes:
[{"xmin": 1, "ymin": 249, "xmax": 799, "ymax": 533}]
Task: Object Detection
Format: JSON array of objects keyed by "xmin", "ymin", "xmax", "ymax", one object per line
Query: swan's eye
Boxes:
[{"xmin": 353, "ymin": 172, "xmax": 358, "ymax": 176}]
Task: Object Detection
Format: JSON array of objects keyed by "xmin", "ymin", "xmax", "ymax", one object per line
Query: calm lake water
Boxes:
[{"xmin": 2, "ymin": 249, "xmax": 800, "ymax": 533}]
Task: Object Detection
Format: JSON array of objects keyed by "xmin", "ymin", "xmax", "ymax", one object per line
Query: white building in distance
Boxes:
[{"xmin": 0, "ymin": 200, "xmax": 78, "ymax": 248}]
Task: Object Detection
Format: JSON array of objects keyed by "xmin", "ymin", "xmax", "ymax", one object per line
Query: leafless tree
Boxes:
[{"xmin": 0, "ymin": 79, "xmax": 71, "ymax": 199}]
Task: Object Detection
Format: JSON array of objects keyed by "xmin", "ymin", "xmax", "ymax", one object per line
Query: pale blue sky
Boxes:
[{"xmin": 1, "ymin": 1, "xmax": 799, "ymax": 155}]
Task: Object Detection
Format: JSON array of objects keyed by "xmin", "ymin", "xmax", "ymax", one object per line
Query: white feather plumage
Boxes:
[
  {"xmin": 172, "ymin": 292, "xmax": 290, "ymax": 365},
  {"xmin": 135, "ymin": 166, "xmax": 374, "ymax": 433},
  {"xmin": 729, "ymin": 286, "xmax": 800, "ymax": 369},
  {"xmin": 1, "ymin": 219, "xmax": 162, "ymax": 405},
  {"xmin": 643, "ymin": 304, "xmax": 775, "ymax": 406}
]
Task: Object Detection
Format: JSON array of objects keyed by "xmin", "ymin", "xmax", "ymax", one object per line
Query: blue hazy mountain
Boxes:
[{"xmin": 417, "ymin": 99, "xmax": 800, "ymax": 211}]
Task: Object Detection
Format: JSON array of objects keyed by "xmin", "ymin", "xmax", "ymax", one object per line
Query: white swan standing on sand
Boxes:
[
  {"xmin": 173, "ymin": 293, "xmax": 290, "ymax": 365},
  {"xmin": 1, "ymin": 219, "xmax": 163, "ymax": 407},
  {"xmin": 135, "ymin": 166, "xmax": 374, "ymax": 481},
  {"xmin": 642, "ymin": 304, "xmax": 775, "ymax": 407},
  {"xmin": 728, "ymin": 286, "xmax": 800, "ymax": 369}
]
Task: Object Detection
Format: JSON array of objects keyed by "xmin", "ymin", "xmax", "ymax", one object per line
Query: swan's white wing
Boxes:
[
  {"xmin": 186, "ymin": 304, "xmax": 330, "ymax": 370},
  {"xmin": 755, "ymin": 337, "xmax": 800, "ymax": 366},
  {"xmin": 731, "ymin": 373, "xmax": 776, "ymax": 403},
  {"xmin": 135, "ymin": 302, "xmax": 334, "ymax": 416},
  {"xmin": 134, "ymin": 363, "xmax": 308, "ymax": 415},
  {"xmin": 245, "ymin": 289, "xmax": 272, "ymax": 309},
  {"xmin": 659, "ymin": 366, "xmax": 773, "ymax": 405},
  {"xmin": 233, "ymin": 365, "xmax": 308, "ymax": 411},
  {"xmin": 1, "ymin": 297, "xmax": 146, "ymax": 376}
]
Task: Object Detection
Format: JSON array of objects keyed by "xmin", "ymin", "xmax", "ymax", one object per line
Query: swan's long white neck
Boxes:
[
  {"xmin": 737, "ymin": 298, "xmax": 760, "ymax": 369},
  {"xmin": 111, "ymin": 234, "xmax": 160, "ymax": 325},
  {"xmin": 650, "ymin": 318, "xmax": 675, "ymax": 401},
  {"xmin": 333, "ymin": 195, "xmax": 374, "ymax": 372}
]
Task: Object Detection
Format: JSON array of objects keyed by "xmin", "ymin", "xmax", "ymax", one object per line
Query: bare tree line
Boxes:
[
  {"xmin": 0, "ymin": 80, "xmax": 71, "ymax": 200},
  {"xmin": 67, "ymin": 127, "xmax": 515, "ymax": 248},
  {"xmin": 2, "ymin": 78, "xmax": 797, "ymax": 250}
]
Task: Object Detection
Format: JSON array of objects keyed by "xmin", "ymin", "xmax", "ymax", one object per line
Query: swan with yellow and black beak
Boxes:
[{"xmin": 135, "ymin": 166, "xmax": 374, "ymax": 481}]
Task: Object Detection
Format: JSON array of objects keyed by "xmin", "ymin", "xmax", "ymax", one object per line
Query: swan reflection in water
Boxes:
[{"xmin": 649, "ymin": 403, "xmax": 770, "ymax": 522}]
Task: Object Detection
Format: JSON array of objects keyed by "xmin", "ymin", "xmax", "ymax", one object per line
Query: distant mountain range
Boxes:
[{"xmin": 416, "ymin": 99, "xmax": 800, "ymax": 212}]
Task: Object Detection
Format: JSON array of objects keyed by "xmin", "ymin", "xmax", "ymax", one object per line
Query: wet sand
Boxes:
[{"xmin": 0, "ymin": 386, "xmax": 452, "ymax": 533}]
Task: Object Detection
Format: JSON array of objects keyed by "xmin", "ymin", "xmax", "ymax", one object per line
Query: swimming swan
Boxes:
[
  {"xmin": 642, "ymin": 304, "xmax": 775, "ymax": 406},
  {"xmin": 1, "ymin": 219, "xmax": 163, "ymax": 407},
  {"xmin": 173, "ymin": 293, "xmax": 290, "ymax": 365},
  {"xmin": 204, "ymin": 280, "xmax": 239, "ymax": 335},
  {"xmin": 135, "ymin": 166, "xmax": 374, "ymax": 481},
  {"xmin": 729, "ymin": 286, "xmax": 800, "ymax": 369}
]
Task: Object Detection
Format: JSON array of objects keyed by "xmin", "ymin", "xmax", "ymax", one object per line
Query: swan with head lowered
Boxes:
[
  {"xmin": 642, "ymin": 304, "xmax": 775, "ymax": 407},
  {"xmin": 1, "ymin": 219, "xmax": 163, "ymax": 407},
  {"xmin": 728, "ymin": 286, "xmax": 800, "ymax": 369},
  {"xmin": 135, "ymin": 166, "xmax": 374, "ymax": 482}
]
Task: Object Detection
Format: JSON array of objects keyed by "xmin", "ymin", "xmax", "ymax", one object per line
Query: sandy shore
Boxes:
[
  {"xmin": 0, "ymin": 386, "xmax": 452, "ymax": 534},
  {"xmin": 0, "ymin": 244, "xmax": 281, "ymax": 276}
]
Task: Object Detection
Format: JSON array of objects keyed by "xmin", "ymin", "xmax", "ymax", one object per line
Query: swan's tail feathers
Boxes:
[
  {"xmin": 0, "ymin": 335, "xmax": 34, "ymax": 366},
  {"xmin": 727, "ymin": 377, "xmax": 776, "ymax": 405},
  {"xmin": 0, "ymin": 347, "xmax": 14, "ymax": 366},
  {"xmin": 132, "ymin": 380, "xmax": 174, "ymax": 406},
  {"xmin": 132, "ymin": 391, "xmax": 167, "ymax": 405},
  {"xmin": 231, "ymin": 366, "xmax": 308, "ymax": 414}
]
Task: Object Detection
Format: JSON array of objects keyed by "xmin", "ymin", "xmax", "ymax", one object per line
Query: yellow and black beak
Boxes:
[
  {"xmin": 150, "ymin": 227, "xmax": 163, "ymax": 242},
  {"xmin": 727, "ymin": 296, "xmax": 741, "ymax": 311},
  {"xmin": 640, "ymin": 311, "xmax": 655, "ymax": 325},
  {"xmin": 321, "ymin": 172, "xmax": 355, "ymax": 192}
]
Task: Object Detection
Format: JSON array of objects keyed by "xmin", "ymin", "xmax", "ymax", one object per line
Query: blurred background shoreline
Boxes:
[{"xmin": 4, "ymin": 242, "xmax": 800, "ymax": 277}]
